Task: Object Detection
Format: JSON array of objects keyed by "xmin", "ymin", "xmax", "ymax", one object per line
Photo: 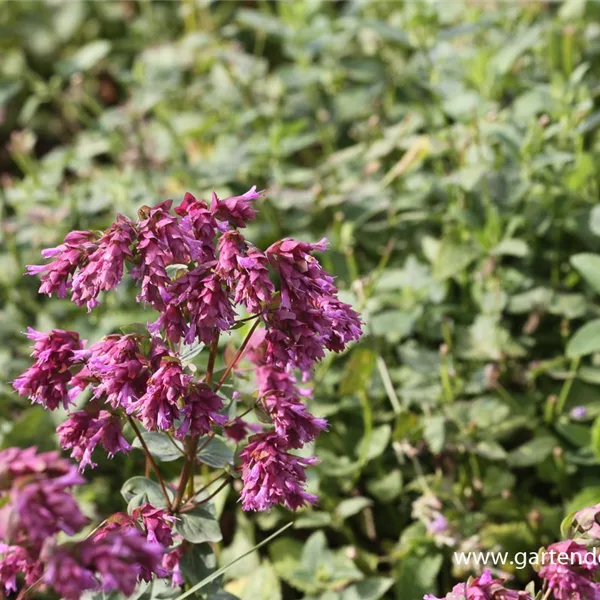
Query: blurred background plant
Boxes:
[{"xmin": 3, "ymin": 0, "xmax": 600, "ymax": 598}]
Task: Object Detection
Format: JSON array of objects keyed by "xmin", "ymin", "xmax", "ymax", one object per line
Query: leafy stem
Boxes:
[
  {"xmin": 127, "ymin": 416, "xmax": 172, "ymax": 510},
  {"xmin": 174, "ymin": 334, "xmax": 220, "ymax": 510},
  {"xmin": 214, "ymin": 318, "xmax": 261, "ymax": 393}
]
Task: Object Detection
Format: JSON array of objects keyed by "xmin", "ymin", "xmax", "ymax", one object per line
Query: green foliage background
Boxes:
[{"xmin": 3, "ymin": 1, "xmax": 600, "ymax": 598}]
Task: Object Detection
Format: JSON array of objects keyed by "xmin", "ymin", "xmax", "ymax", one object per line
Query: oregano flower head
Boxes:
[{"xmin": 6, "ymin": 187, "xmax": 363, "ymax": 598}]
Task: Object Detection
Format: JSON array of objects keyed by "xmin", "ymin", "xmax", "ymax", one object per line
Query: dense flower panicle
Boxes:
[
  {"xmin": 14, "ymin": 187, "xmax": 366, "ymax": 587},
  {"xmin": 44, "ymin": 547, "xmax": 99, "ymax": 600},
  {"xmin": 424, "ymin": 570, "xmax": 530, "ymax": 600},
  {"xmin": 539, "ymin": 540, "xmax": 600, "ymax": 600},
  {"xmin": 45, "ymin": 529, "xmax": 165, "ymax": 599},
  {"xmin": 72, "ymin": 335, "xmax": 169, "ymax": 411},
  {"xmin": 176, "ymin": 384, "xmax": 227, "ymax": 439},
  {"xmin": 130, "ymin": 358, "xmax": 190, "ymax": 431},
  {"xmin": 13, "ymin": 328, "xmax": 85, "ymax": 410},
  {"xmin": 84, "ymin": 528, "xmax": 165, "ymax": 593},
  {"xmin": 224, "ymin": 417, "xmax": 262, "ymax": 443},
  {"xmin": 57, "ymin": 410, "xmax": 131, "ymax": 470},
  {"xmin": 217, "ymin": 232, "xmax": 274, "ymax": 313},
  {"xmin": 69, "ymin": 334, "xmax": 166, "ymax": 410},
  {"xmin": 319, "ymin": 296, "xmax": 363, "ymax": 352},
  {"xmin": 266, "ymin": 237, "xmax": 335, "ymax": 307},
  {"xmin": 132, "ymin": 505, "xmax": 175, "ymax": 547},
  {"xmin": 0, "ymin": 447, "xmax": 70, "ymax": 483},
  {"xmin": 255, "ymin": 365, "xmax": 326, "ymax": 448},
  {"xmin": 132, "ymin": 200, "xmax": 196, "ymax": 310},
  {"xmin": 0, "ymin": 544, "xmax": 42, "ymax": 594},
  {"xmin": 211, "ymin": 186, "xmax": 260, "ymax": 230},
  {"xmin": 239, "ymin": 432, "xmax": 318, "ymax": 511},
  {"xmin": 175, "ymin": 192, "xmax": 217, "ymax": 263},
  {"xmin": 26, "ymin": 230, "xmax": 97, "ymax": 298},
  {"xmin": 12, "ymin": 468, "xmax": 88, "ymax": 542},
  {"xmin": 236, "ymin": 249, "xmax": 275, "ymax": 312},
  {"xmin": 264, "ymin": 237, "xmax": 362, "ymax": 373},
  {"xmin": 263, "ymin": 307, "xmax": 328, "ymax": 376},
  {"xmin": 151, "ymin": 269, "xmax": 235, "ymax": 344},
  {"xmin": 71, "ymin": 216, "xmax": 136, "ymax": 311}
]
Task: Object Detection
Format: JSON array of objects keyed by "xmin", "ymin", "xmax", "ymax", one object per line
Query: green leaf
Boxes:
[
  {"xmin": 341, "ymin": 578, "xmax": 394, "ymax": 600},
  {"xmin": 423, "ymin": 415, "xmax": 445, "ymax": 454},
  {"xmin": 571, "ymin": 253, "xmax": 600, "ymax": 294},
  {"xmin": 394, "ymin": 554, "xmax": 442, "ymax": 600},
  {"xmin": 339, "ymin": 348, "xmax": 375, "ymax": 396},
  {"xmin": 567, "ymin": 319, "xmax": 600, "ymax": 357},
  {"xmin": 196, "ymin": 436, "xmax": 235, "ymax": 468},
  {"xmin": 121, "ymin": 476, "xmax": 172, "ymax": 512},
  {"xmin": 173, "ymin": 523, "xmax": 293, "ymax": 600},
  {"xmin": 180, "ymin": 543, "xmax": 217, "ymax": 587},
  {"xmin": 357, "ymin": 424, "xmax": 391, "ymax": 462},
  {"xmin": 180, "ymin": 340, "xmax": 205, "ymax": 364},
  {"xmin": 590, "ymin": 415, "xmax": 600, "ymax": 462},
  {"xmin": 175, "ymin": 504, "xmax": 222, "ymax": 544},
  {"xmin": 433, "ymin": 241, "xmax": 481, "ymax": 280},
  {"xmin": 239, "ymin": 562, "xmax": 281, "ymax": 600},
  {"xmin": 506, "ymin": 436, "xmax": 555, "ymax": 467},
  {"xmin": 57, "ymin": 40, "xmax": 111, "ymax": 76},
  {"xmin": 366, "ymin": 470, "xmax": 403, "ymax": 503},
  {"xmin": 561, "ymin": 511, "xmax": 576, "ymax": 539},
  {"xmin": 335, "ymin": 497, "xmax": 373, "ymax": 521},
  {"xmin": 132, "ymin": 432, "xmax": 184, "ymax": 462},
  {"xmin": 566, "ymin": 486, "xmax": 600, "ymax": 514}
]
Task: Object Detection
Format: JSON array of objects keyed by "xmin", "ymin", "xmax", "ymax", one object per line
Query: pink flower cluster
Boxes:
[
  {"xmin": 427, "ymin": 503, "xmax": 600, "ymax": 600},
  {"xmin": 425, "ymin": 570, "xmax": 531, "ymax": 600},
  {"xmin": 16, "ymin": 187, "xmax": 362, "ymax": 514},
  {"xmin": 0, "ymin": 448, "xmax": 168, "ymax": 598}
]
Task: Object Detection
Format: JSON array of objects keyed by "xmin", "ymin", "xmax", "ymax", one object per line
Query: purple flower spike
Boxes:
[
  {"xmin": 26, "ymin": 230, "xmax": 97, "ymax": 299},
  {"xmin": 132, "ymin": 504, "xmax": 175, "ymax": 547},
  {"xmin": 130, "ymin": 358, "xmax": 190, "ymax": 431},
  {"xmin": 151, "ymin": 269, "xmax": 235, "ymax": 344},
  {"xmin": 176, "ymin": 384, "xmax": 227, "ymax": 439},
  {"xmin": 539, "ymin": 540, "xmax": 600, "ymax": 600},
  {"xmin": 256, "ymin": 365, "xmax": 326, "ymax": 448},
  {"xmin": 71, "ymin": 216, "xmax": 136, "ymax": 311},
  {"xmin": 83, "ymin": 528, "xmax": 165, "ymax": 594},
  {"xmin": 44, "ymin": 547, "xmax": 99, "ymax": 600},
  {"xmin": 12, "ymin": 467, "xmax": 88, "ymax": 542},
  {"xmin": 57, "ymin": 410, "xmax": 131, "ymax": 470},
  {"xmin": 13, "ymin": 328, "xmax": 85, "ymax": 410},
  {"xmin": 424, "ymin": 569, "xmax": 531, "ymax": 600},
  {"xmin": 239, "ymin": 432, "xmax": 318, "ymax": 511},
  {"xmin": 0, "ymin": 544, "xmax": 42, "ymax": 595},
  {"xmin": 211, "ymin": 186, "xmax": 261, "ymax": 230},
  {"xmin": 217, "ymin": 231, "xmax": 274, "ymax": 313},
  {"xmin": 132, "ymin": 200, "xmax": 198, "ymax": 310},
  {"xmin": 175, "ymin": 192, "xmax": 218, "ymax": 263},
  {"xmin": 69, "ymin": 334, "xmax": 167, "ymax": 411},
  {"xmin": 45, "ymin": 528, "xmax": 165, "ymax": 599}
]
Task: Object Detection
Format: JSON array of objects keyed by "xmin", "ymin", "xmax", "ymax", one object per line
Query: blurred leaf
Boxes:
[
  {"xmin": 335, "ymin": 497, "xmax": 373, "ymax": 521},
  {"xmin": 57, "ymin": 40, "xmax": 111, "ymax": 76},
  {"xmin": 567, "ymin": 319, "xmax": 600, "ymax": 357},
  {"xmin": 196, "ymin": 436, "xmax": 235, "ymax": 468},
  {"xmin": 507, "ymin": 436, "xmax": 556, "ymax": 467},
  {"xmin": 175, "ymin": 504, "xmax": 222, "ymax": 544},
  {"xmin": 132, "ymin": 432, "xmax": 183, "ymax": 462},
  {"xmin": 121, "ymin": 476, "xmax": 172, "ymax": 512},
  {"xmin": 571, "ymin": 254, "xmax": 600, "ymax": 294}
]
